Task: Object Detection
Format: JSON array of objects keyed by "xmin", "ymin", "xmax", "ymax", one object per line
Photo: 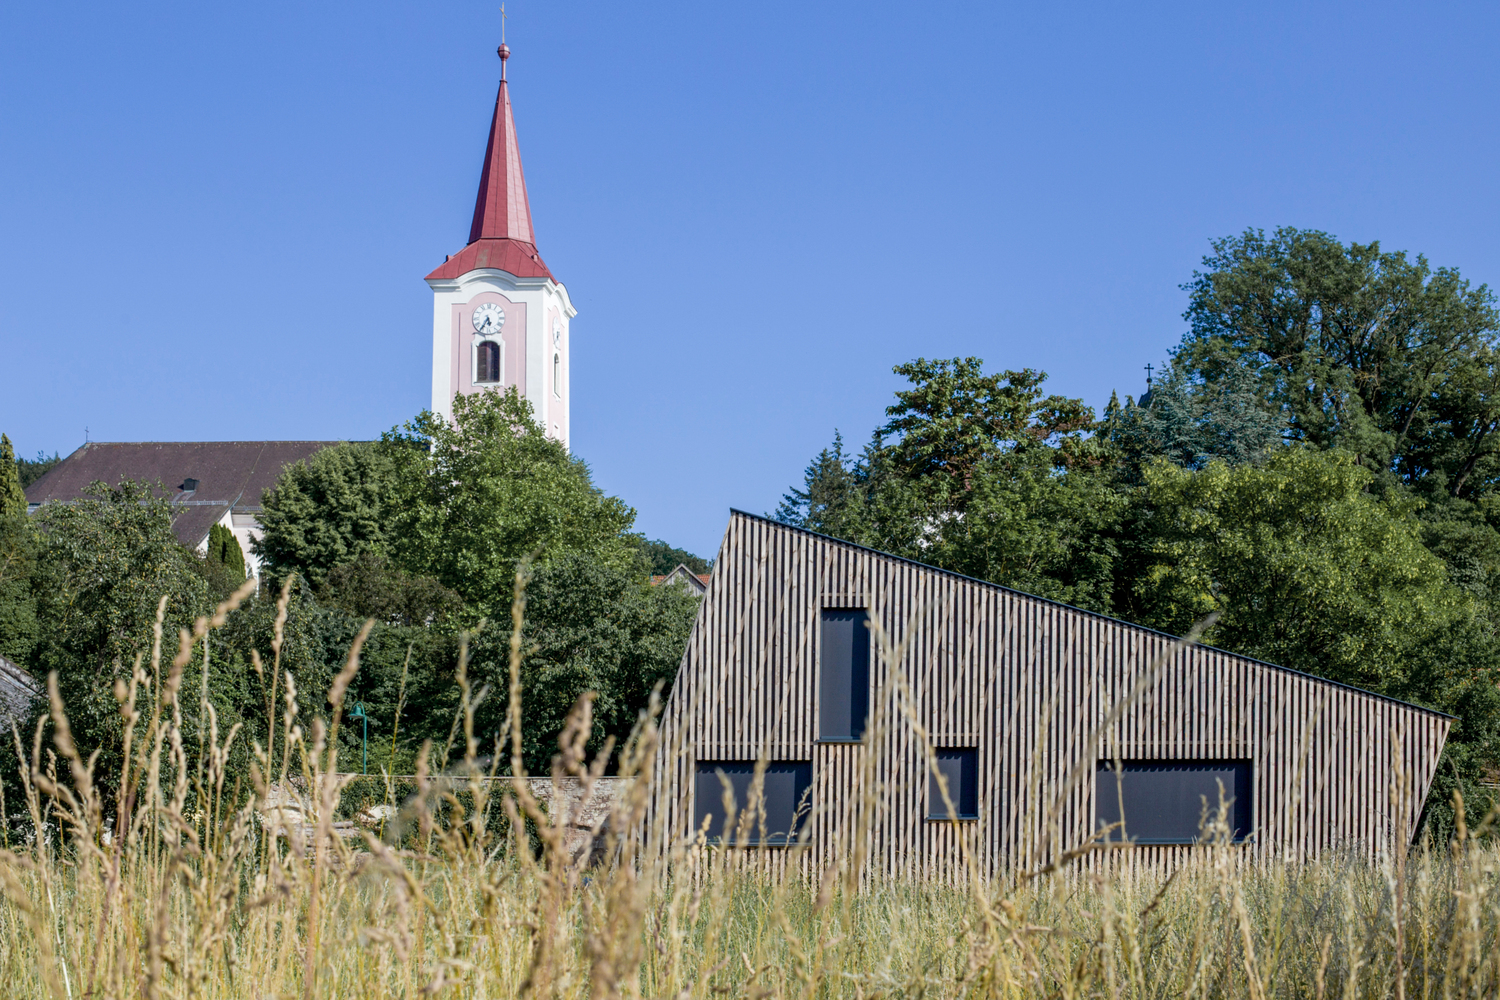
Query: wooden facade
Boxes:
[{"xmin": 653, "ymin": 512, "xmax": 1453, "ymax": 875}]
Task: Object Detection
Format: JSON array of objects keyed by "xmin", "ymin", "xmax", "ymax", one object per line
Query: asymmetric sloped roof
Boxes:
[{"xmin": 729, "ymin": 509, "xmax": 1453, "ymax": 720}]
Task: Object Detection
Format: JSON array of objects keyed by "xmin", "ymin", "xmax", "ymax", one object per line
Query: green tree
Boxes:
[
  {"xmin": 319, "ymin": 552, "xmax": 463, "ymax": 628},
  {"xmin": 1124, "ymin": 449, "xmax": 1469, "ymax": 691},
  {"xmin": 255, "ymin": 442, "xmax": 395, "ymax": 589},
  {"xmin": 1104, "ymin": 354, "xmax": 1284, "ymax": 477},
  {"xmin": 28, "ymin": 481, "xmax": 212, "ymax": 791},
  {"xmin": 0, "ymin": 436, "xmax": 27, "ymax": 518},
  {"xmin": 467, "ymin": 553, "xmax": 700, "ymax": 774},
  {"xmin": 257, "ymin": 391, "xmax": 637, "ymax": 614},
  {"xmin": 207, "ymin": 523, "xmax": 247, "ymax": 580},
  {"xmin": 383, "ymin": 389, "xmax": 637, "ymax": 610},
  {"xmin": 0, "ymin": 435, "xmax": 39, "ymax": 666},
  {"xmin": 880, "ymin": 359, "xmax": 1096, "ymax": 483},
  {"xmin": 775, "ymin": 431, "xmax": 864, "ymax": 537},
  {"xmin": 213, "ymin": 581, "xmax": 460, "ymax": 777},
  {"xmin": 779, "ymin": 360, "xmax": 1121, "ymax": 610},
  {"xmin": 638, "ymin": 538, "xmax": 712, "ymax": 576},
  {"xmin": 1177, "ymin": 227, "xmax": 1500, "ymax": 495},
  {"xmin": 920, "ymin": 446, "xmax": 1123, "ymax": 612}
]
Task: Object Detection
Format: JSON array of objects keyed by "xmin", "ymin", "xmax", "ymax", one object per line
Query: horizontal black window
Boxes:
[
  {"xmin": 694, "ymin": 761, "xmax": 812, "ymax": 846},
  {"xmin": 819, "ymin": 609, "xmax": 870, "ymax": 741},
  {"xmin": 1096, "ymin": 759, "xmax": 1252, "ymax": 844},
  {"xmin": 928, "ymin": 748, "xmax": 979, "ymax": 820}
]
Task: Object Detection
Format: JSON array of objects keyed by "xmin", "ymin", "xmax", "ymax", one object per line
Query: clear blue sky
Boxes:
[{"xmin": 2, "ymin": 2, "xmax": 1497, "ymax": 559}]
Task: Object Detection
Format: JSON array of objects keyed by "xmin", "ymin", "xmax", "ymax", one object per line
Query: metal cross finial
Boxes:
[
  {"xmin": 1145, "ymin": 363, "xmax": 1154, "ymax": 387},
  {"xmin": 497, "ymin": 3, "xmax": 511, "ymax": 79}
]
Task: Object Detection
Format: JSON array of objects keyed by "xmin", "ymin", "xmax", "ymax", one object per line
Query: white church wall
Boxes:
[{"xmin": 428, "ymin": 267, "xmax": 574, "ymax": 448}]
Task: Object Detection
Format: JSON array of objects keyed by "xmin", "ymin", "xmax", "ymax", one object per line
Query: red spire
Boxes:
[{"xmin": 427, "ymin": 43, "xmax": 554, "ymax": 282}]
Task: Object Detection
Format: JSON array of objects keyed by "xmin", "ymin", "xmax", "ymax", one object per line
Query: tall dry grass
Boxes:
[{"xmin": 0, "ymin": 575, "xmax": 1497, "ymax": 1000}]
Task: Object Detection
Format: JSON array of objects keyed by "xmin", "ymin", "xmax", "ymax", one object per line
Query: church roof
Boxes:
[
  {"xmin": 24, "ymin": 441, "xmax": 342, "ymax": 549},
  {"xmin": 427, "ymin": 44, "xmax": 555, "ymax": 283}
]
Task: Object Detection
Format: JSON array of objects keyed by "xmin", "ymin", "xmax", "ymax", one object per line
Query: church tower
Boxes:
[{"xmin": 426, "ymin": 40, "xmax": 574, "ymax": 446}]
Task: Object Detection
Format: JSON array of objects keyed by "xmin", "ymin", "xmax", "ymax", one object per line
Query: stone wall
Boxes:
[{"xmin": 265, "ymin": 775, "xmax": 633, "ymax": 865}]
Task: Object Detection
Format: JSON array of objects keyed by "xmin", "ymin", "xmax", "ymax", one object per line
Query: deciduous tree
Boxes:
[
  {"xmin": 1178, "ymin": 227, "xmax": 1500, "ymax": 495},
  {"xmin": 383, "ymin": 389, "xmax": 637, "ymax": 610},
  {"xmin": 1125, "ymin": 448, "xmax": 1469, "ymax": 691},
  {"xmin": 255, "ymin": 441, "xmax": 395, "ymax": 589}
]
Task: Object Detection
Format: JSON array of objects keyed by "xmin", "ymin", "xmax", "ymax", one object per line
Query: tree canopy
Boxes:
[
  {"xmin": 1177, "ymin": 227, "xmax": 1500, "ymax": 495},
  {"xmin": 1125, "ymin": 449, "xmax": 1466, "ymax": 690},
  {"xmin": 382, "ymin": 389, "xmax": 638, "ymax": 609},
  {"xmin": 779, "ymin": 229, "xmax": 1500, "ymax": 835},
  {"xmin": 258, "ymin": 388, "xmax": 640, "ymax": 615},
  {"xmin": 778, "ymin": 364, "xmax": 1121, "ymax": 611},
  {"xmin": 638, "ymin": 538, "xmax": 712, "ymax": 576}
]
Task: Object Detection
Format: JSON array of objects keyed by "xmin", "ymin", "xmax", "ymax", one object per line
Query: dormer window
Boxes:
[{"xmin": 475, "ymin": 340, "xmax": 501, "ymax": 384}]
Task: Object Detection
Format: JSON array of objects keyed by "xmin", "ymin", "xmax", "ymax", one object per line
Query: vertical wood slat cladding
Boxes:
[{"xmin": 654, "ymin": 513, "xmax": 1452, "ymax": 873}]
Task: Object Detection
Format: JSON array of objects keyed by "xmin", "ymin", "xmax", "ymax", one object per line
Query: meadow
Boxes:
[{"xmin": 1, "ymin": 580, "xmax": 1498, "ymax": 1000}]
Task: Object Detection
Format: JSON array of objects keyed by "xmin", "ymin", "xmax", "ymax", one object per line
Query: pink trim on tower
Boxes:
[{"xmin": 452, "ymin": 293, "xmax": 527, "ymax": 397}]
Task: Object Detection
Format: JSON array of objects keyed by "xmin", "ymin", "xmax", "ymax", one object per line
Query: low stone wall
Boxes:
[{"xmin": 264, "ymin": 776, "xmax": 633, "ymax": 865}]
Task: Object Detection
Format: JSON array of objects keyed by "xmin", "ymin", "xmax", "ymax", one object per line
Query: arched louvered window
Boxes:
[
  {"xmin": 553, "ymin": 353, "xmax": 561, "ymax": 395},
  {"xmin": 476, "ymin": 340, "xmax": 501, "ymax": 384}
]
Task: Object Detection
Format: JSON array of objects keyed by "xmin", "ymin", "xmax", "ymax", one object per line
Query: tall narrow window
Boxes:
[
  {"xmin": 693, "ymin": 761, "xmax": 811, "ymax": 845},
  {"xmin": 553, "ymin": 353, "xmax": 561, "ymax": 395},
  {"xmin": 1096, "ymin": 760, "xmax": 1252, "ymax": 844},
  {"xmin": 928, "ymin": 748, "xmax": 979, "ymax": 819},
  {"xmin": 818, "ymin": 609, "xmax": 869, "ymax": 741},
  {"xmin": 476, "ymin": 340, "xmax": 501, "ymax": 384}
]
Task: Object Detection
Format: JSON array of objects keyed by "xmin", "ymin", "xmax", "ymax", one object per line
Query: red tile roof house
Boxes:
[{"xmin": 23, "ymin": 441, "xmax": 342, "ymax": 581}]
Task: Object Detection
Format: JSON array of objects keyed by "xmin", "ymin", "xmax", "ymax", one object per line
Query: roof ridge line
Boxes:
[{"xmin": 725, "ymin": 508, "xmax": 1456, "ymax": 721}]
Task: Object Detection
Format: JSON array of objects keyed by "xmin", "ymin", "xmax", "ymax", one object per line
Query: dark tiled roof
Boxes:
[{"xmin": 24, "ymin": 441, "xmax": 343, "ymax": 548}]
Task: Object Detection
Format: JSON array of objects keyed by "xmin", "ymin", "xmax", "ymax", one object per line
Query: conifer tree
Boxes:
[
  {"xmin": 208, "ymin": 523, "xmax": 247, "ymax": 580},
  {"xmin": 0, "ymin": 433, "xmax": 39, "ymax": 664},
  {"xmin": 0, "ymin": 435, "xmax": 27, "ymax": 519}
]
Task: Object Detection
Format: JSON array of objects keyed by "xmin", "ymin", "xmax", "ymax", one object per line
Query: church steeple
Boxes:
[
  {"xmin": 468, "ymin": 43, "xmax": 535, "ymax": 246},
  {"xmin": 426, "ymin": 28, "xmax": 573, "ymax": 446},
  {"xmin": 426, "ymin": 42, "xmax": 553, "ymax": 281}
]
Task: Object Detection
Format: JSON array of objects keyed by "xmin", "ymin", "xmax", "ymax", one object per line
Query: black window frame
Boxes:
[
  {"xmin": 1095, "ymin": 758, "xmax": 1253, "ymax": 845},
  {"xmin": 817, "ymin": 608, "xmax": 871, "ymax": 743},
  {"xmin": 927, "ymin": 747, "xmax": 980, "ymax": 820},
  {"xmin": 693, "ymin": 760, "xmax": 813, "ymax": 847}
]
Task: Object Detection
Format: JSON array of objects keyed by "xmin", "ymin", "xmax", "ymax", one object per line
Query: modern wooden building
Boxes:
[{"xmin": 653, "ymin": 512, "xmax": 1452, "ymax": 874}]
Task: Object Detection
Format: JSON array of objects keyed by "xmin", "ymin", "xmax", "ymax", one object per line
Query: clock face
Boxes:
[{"xmin": 472, "ymin": 303, "xmax": 506, "ymax": 336}]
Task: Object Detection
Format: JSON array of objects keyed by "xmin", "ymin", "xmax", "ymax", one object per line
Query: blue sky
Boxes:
[{"xmin": 2, "ymin": 1, "xmax": 1497, "ymax": 558}]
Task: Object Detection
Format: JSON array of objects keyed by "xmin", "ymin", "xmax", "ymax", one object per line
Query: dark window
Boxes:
[
  {"xmin": 476, "ymin": 340, "xmax": 500, "ymax": 383},
  {"xmin": 1096, "ymin": 760, "xmax": 1252, "ymax": 844},
  {"xmin": 819, "ymin": 609, "xmax": 870, "ymax": 741},
  {"xmin": 928, "ymin": 748, "xmax": 979, "ymax": 819},
  {"xmin": 693, "ymin": 761, "xmax": 812, "ymax": 845}
]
